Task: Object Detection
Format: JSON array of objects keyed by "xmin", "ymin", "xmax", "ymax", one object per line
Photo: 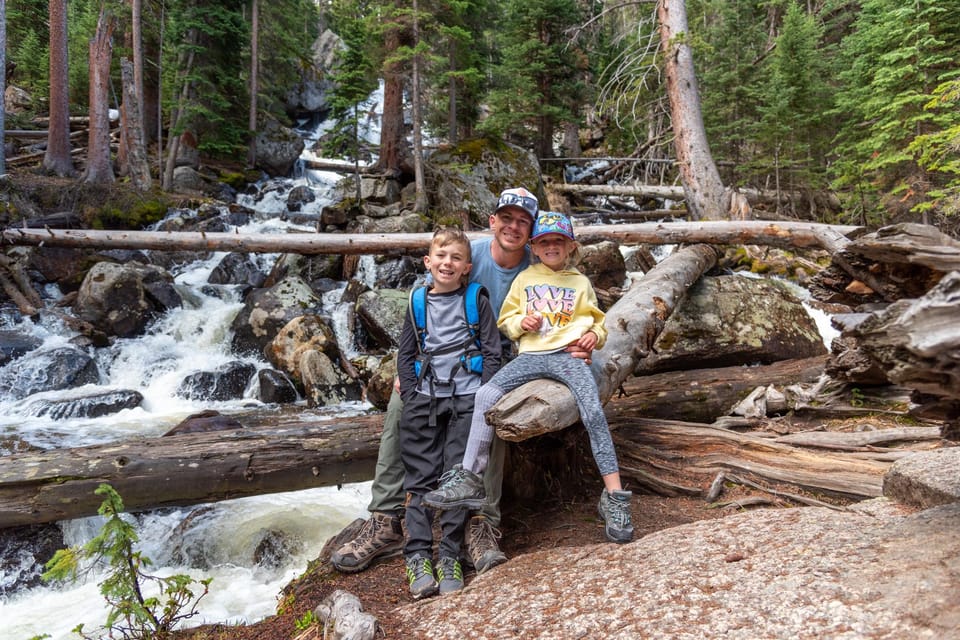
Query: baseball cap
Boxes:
[
  {"xmin": 495, "ymin": 187, "xmax": 538, "ymax": 221},
  {"xmin": 531, "ymin": 211, "xmax": 575, "ymax": 241}
]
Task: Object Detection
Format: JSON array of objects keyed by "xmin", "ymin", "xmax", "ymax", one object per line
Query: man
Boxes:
[{"xmin": 332, "ymin": 186, "xmax": 584, "ymax": 574}]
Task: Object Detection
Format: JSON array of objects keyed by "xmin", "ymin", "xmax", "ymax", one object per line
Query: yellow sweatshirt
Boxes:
[{"xmin": 497, "ymin": 262, "xmax": 607, "ymax": 353}]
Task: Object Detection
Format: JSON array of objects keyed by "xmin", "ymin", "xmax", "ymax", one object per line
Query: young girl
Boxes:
[{"xmin": 424, "ymin": 211, "xmax": 634, "ymax": 544}]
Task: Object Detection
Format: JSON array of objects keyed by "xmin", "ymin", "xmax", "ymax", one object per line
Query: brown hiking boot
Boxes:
[
  {"xmin": 330, "ymin": 512, "xmax": 404, "ymax": 573},
  {"xmin": 465, "ymin": 515, "xmax": 507, "ymax": 574}
]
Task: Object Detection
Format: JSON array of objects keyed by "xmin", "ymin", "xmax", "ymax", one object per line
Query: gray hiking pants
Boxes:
[
  {"xmin": 462, "ymin": 351, "xmax": 619, "ymax": 478},
  {"xmin": 367, "ymin": 388, "xmax": 507, "ymax": 525}
]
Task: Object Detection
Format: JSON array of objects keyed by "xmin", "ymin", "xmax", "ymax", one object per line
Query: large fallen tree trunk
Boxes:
[
  {"xmin": 611, "ymin": 417, "xmax": 889, "ymax": 499},
  {"xmin": 488, "ymin": 244, "xmax": 720, "ymax": 441},
  {"xmin": 0, "ymin": 416, "xmax": 384, "ymax": 528},
  {"xmin": 0, "ymin": 220, "xmax": 860, "ymax": 255}
]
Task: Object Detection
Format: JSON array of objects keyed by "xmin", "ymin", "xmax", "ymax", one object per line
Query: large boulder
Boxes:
[
  {"xmin": 299, "ymin": 349, "xmax": 362, "ymax": 407},
  {"xmin": 356, "ymin": 289, "xmax": 409, "ymax": 350},
  {"xmin": 265, "ymin": 314, "xmax": 340, "ymax": 385},
  {"xmin": 425, "ymin": 138, "xmax": 544, "ymax": 226},
  {"xmin": 636, "ymin": 275, "xmax": 828, "ymax": 374},
  {"xmin": 0, "ymin": 346, "xmax": 99, "ymax": 400},
  {"xmin": 230, "ymin": 275, "xmax": 323, "ymax": 356},
  {"xmin": 73, "ymin": 262, "xmax": 182, "ymax": 338},
  {"xmin": 255, "ymin": 118, "xmax": 305, "ymax": 178}
]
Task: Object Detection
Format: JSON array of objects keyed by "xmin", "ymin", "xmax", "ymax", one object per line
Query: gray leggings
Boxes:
[{"xmin": 462, "ymin": 351, "xmax": 620, "ymax": 477}]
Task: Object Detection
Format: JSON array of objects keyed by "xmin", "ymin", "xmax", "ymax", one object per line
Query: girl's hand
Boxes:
[
  {"xmin": 520, "ymin": 313, "xmax": 543, "ymax": 333},
  {"xmin": 576, "ymin": 331, "xmax": 598, "ymax": 352}
]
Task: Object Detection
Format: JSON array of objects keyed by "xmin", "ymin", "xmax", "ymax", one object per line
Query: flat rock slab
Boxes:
[
  {"xmin": 397, "ymin": 503, "xmax": 960, "ymax": 639},
  {"xmin": 884, "ymin": 447, "xmax": 960, "ymax": 508}
]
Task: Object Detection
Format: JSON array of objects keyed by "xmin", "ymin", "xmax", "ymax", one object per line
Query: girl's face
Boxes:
[{"xmin": 531, "ymin": 234, "xmax": 574, "ymax": 270}]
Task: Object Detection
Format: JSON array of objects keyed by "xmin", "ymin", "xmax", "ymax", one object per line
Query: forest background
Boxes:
[{"xmin": 2, "ymin": 0, "xmax": 959, "ymax": 231}]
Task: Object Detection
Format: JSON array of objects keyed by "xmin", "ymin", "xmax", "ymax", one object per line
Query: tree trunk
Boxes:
[
  {"xmin": 376, "ymin": 14, "xmax": 406, "ymax": 177},
  {"xmin": 247, "ymin": 0, "xmax": 259, "ymax": 169},
  {"xmin": 487, "ymin": 244, "xmax": 721, "ymax": 441},
  {"xmin": 132, "ymin": 0, "xmax": 145, "ymax": 144},
  {"xmin": 120, "ymin": 58, "xmax": 152, "ymax": 190},
  {"xmin": 43, "ymin": 0, "xmax": 75, "ymax": 177},
  {"xmin": 162, "ymin": 41, "xmax": 197, "ymax": 191},
  {"xmin": 0, "ymin": 221, "xmax": 860, "ymax": 256},
  {"xmin": 83, "ymin": 7, "xmax": 117, "ymax": 185},
  {"xmin": 0, "ymin": 0, "xmax": 5, "ymax": 176},
  {"xmin": 411, "ymin": 0, "xmax": 427, "ymax": 214},
  {"xmin": 657, "ymin": 0, "xmax": 725, "ymax": 220},
  {"xmin": 0, "ymin": 416, "xmax": 385, "ymax": 529}
]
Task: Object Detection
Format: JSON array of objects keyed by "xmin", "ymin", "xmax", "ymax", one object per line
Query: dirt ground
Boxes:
[{"xmin": 170, "ymin": 482, "xmax": 791, "ymax": 640}]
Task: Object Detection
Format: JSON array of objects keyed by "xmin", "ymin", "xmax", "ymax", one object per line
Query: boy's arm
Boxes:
[
  {"xmin": 396, "ymin": 311, "xmax": 419, "ymax": 398},
  {"xmin": 477, "ymin": 294, "xmax": 503, "ymax": 383}
]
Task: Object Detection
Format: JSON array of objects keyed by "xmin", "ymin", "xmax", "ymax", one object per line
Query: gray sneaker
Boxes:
[
  {"xmin": 423, "ymin": 465, "xmax": 486, "ymax": 510},
  {"xmin": 436, "ymin": 556, "xmax": 464, "ymax": 595},
  {"xmin": 466, "ymin": 515, "xmax": 507, "ymax": 574},
  {"xmin": 405, "ymin": 554, "xmax": 438, "ymax": 599},
  {"xmin": 330, "ymin": 512, "xmax": 404, "ymax": 573},
  {"xmin": 598, "ymin": 489, "xmax": 634, "ymax": 543}
]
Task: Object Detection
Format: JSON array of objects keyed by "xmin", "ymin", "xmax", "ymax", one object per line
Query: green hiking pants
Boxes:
[{"xmin": 368, "ymin": 388, "xmax": 505, "ymax": 525}]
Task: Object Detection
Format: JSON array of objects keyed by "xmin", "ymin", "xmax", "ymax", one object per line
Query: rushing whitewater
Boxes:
[{"xmin": 0, "ymin": 99, "xmax": 389, "ymax": 638}]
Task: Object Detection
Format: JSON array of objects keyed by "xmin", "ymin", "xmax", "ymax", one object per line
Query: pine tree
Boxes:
[
  {"xmin": 830, "ymin": 0, "xmax": 960, "ymax": 224},
  {"xmin": 481, "ymin": 0, "xmax": 587, "ymax": 159}
]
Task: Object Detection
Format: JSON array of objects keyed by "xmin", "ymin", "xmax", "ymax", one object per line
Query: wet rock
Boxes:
[
  {"xmin": 20, "ymin": 389, "xmax": 143, "ymax": 419},
  {"xmin": 164, "ymin": 410, "xmax": 244, "ymax": 436},
  {"xmin": 0, "ymin": 329, "xmax": 42, "ymax": 366},
  {"xmin": 286, "ymin": 185, "xmax": 316, "ymax": 212},
  {"xmin": 176, "ymin": 361, "xmax": 258, "ymax": 401},
  {"xmin": 0, "ymin": 346, "xmax": 99, "ymax": 400},
  {"xmin": 257, "ymin": 368, "xmax": 299, "ymax": 404},
  {"xmin": 230, "ymin": 276, "xmax": 322, "ymax": 356},
  {"xmin": 355, "ymin": 289, "xmax": 408, "ymax": 350},
  {"xmin": 254, "ymin": 118, "xmax": 305, "ymax": 178},
  {"xmin": 73, "ymin": 261, "xmax": 182, "ymax": 338},
  {"xmin": 208, "ymin": 252, "xmax": 267, "ymax": 288},
  {"xmin": 0, "ymin": 524, "xmax": 64, "ymax": 595},
  {"xmin": 300, "ymin": 349, "xmax": 361, "ymax": 407}
]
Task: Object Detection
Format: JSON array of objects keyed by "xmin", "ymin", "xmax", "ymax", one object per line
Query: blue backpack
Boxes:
[{"xmin": 408, "ymin": 282, "xmax": 486, "ymax": 386}]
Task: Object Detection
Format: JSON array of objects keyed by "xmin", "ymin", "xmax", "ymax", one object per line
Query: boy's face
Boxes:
[{"xmin": 424, "ymin": 240, "xmax": 472, "ymax": 292}]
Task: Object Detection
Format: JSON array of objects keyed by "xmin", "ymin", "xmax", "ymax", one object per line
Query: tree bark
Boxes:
[
  {"xmin": 84, "ymin": 7, "xmax": 117, "ymax": 185},
  {"xmin": 657, "ymin": 0, "xmax": 725, "ymax": 220},
  {"xmin": 120, "ymin": 58, "xmax": 152, "ymax": 190},
  {"xmin": 376, "ymin": 11, "xmax": 407, "ymax": 177},
  {"xmin": 410, "ymin": 0, "xmax": 427, "ymax": 214},
  {"xmin": 0, "ymin": 416, "xmax": 384, "ymax": 529},
  {"xmin": 487, "ymin": 244, "xmax": 720, "ymax": 441},
  {"xmin": 43, "ymin": 0, "xmax": 75, "ymax": 177},
  {"xmin": 247, "ymin": 0, "xmax": 259, "ymax": 168},
  {"xmin": 0, "ymin": 0, "xmax": 5, "ymax": 176},
  {"xmin": 0, "ymin": 220, "xmax": 860, "ymax": 255}
]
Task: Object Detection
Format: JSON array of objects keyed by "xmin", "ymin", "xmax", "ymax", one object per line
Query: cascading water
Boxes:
[{"xmin": 0, "ymin": 96, "xmax": 387, "ymax": 639}]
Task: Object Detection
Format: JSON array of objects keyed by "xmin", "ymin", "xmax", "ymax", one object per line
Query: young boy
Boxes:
[{"xmin": 397, "ymin": 227, "xmax": 504, "ymax": 598}]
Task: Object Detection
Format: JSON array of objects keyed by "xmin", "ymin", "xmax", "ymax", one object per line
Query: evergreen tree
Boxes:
[
  {"xmin": 830, "ymin": 0, "xmax": 960, "ymax": 224},
  {"xmin": 754, "ymin": 2, "xmax": 831, "ymax": 209},
  {"xmin": 481, "ymin": 0, "xmax": 587, "ymax": 159}
]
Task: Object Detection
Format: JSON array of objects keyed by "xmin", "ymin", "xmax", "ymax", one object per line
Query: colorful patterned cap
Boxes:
[
  {"xmin": 531, "ymin": 211, "xmax": 575, "ymax": 241},
  {"xmin": 495, "ymin": 187, "xmax": 539, "ymax": 221}
]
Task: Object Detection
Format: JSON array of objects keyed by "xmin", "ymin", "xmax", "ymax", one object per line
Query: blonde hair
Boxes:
[{"xmin": 430, "ymin": 226, "xmax": 473, "ymax": 284}]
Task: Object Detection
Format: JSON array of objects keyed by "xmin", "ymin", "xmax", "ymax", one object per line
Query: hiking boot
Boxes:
[
  {"xmin": 436, "ymin": 556, "xmax": 464, "ymax": 595},
  {"xmin": 466, "ymin": 515, "xmax": 507, "ymax": 574},
  {"xmin": 598, "ymin": 489, "xmax": 634, "ymax": 543},
  {"xmin": 405, "ymin": 554, "xmax": 438, "ymax": 599},
  {"xmin": 330, "ymin": 512, "xmax": 404, "ymax": 573},
  {"xmin": 423, "ymin": 465, "xmax": 486, "ymax": 510}
]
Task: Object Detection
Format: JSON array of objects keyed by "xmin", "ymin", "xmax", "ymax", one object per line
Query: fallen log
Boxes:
[
  {"xmin": 611, "ymin": 417, "xmax": 889, "ymax": 499},
  {"xmin": 488, "ymin": 244, "xmax": 720, "ymax": 441},
  {"xmin": 0, "ymin": 220, "xmax": 861, "ymax": 255},
  {"xmin": 0, "ymin": 416, "xmax": 383, "ymax": 529}
]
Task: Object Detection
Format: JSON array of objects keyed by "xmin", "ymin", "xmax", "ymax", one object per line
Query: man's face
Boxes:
[{"xmin": 489, "ymin": 206, "xmax": 533, "ymax": 252}]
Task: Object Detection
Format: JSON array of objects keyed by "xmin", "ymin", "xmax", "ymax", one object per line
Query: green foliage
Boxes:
[
  {"xmin": 480, "ymin": 0, "xmax": 588, "ymax": 155},
  {"xmin": 907, "ymin": 79, "xmax": 960, "ymax": 221},
  {"xmin": 42, "ymin": 484, "xmax": 211, "ymax": 640},
  {"xmin": 294, "ymin": 609, "xmax": 319, "ymax": 631},
  {"xmin": 829, "ymin": 0, "xmax": 960, "ymax": 224}
]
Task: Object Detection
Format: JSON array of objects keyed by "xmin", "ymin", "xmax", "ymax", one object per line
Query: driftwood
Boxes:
[
  {"xmin": 0, "ymin": 220, "xmax": 861, "ymax": 255},
  {"xmin": 0, "ymin": 416, "xmax": 384, "ymax": 528},
  {"xmin": 488, "ymin": 244, "xmax": 720, "ymax": 441},
  {"xmin": 611, "ymin": 417, "xmax": 888, "ymax": 500},
  {"xmin": 846, "ymin": 223, "xmax": 960, "ymax": 273}
]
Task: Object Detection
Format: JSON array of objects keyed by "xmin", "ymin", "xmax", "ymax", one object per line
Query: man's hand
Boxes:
[{"xmin": 565, "ymin": 338, "xmax": 593, "ymax": 365}]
